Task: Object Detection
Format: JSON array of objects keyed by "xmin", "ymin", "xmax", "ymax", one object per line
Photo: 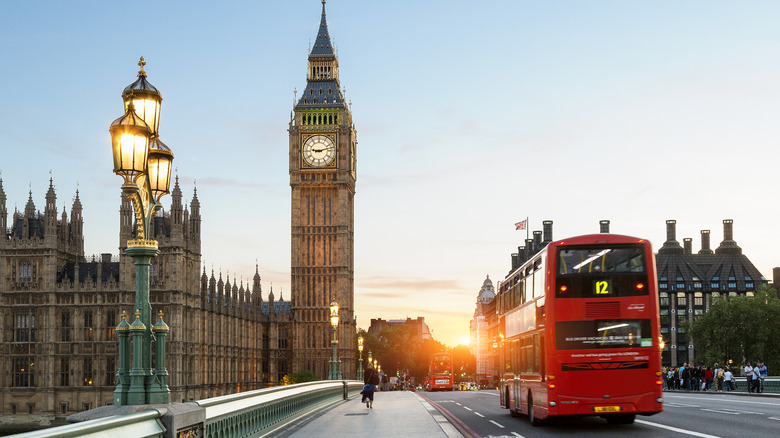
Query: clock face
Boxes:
[{"xmin": 302, "ymin": 135, "xmax": 336, "ymax": 167}]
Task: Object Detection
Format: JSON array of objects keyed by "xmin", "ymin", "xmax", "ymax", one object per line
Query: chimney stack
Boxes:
[
  {"xmin": 599, "ymin": 220, "xmax": 610, "ymax": 233},
  {"xmin": 716, "ymin": 219, "xmax": 741, "ymax": 254},
  {"xmin": 659, "ymin": 219, "xmax": 683, "ymax": 254},
  {"xmin": 698, "ymin": 230, "xmax": 713, "ymax": 254},
  {"xmin": 542, "ymin": 220, "xmax": 553, "ymax": 246},
  {"xmin": 683, "ymin": 238, "xmax": 692, "ymax": 255},
  {"xmin": 533, "ymin": 231, "xmax": 542, "ymax": 253}
]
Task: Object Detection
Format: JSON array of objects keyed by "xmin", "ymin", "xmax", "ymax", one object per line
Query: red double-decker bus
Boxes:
[
  {"xmin": 498, "ymin": 234, "xmax": 663, "ymax": 425},
  {"xmin": 428, "ymin": 352, "xmax": 454, "ymax": 391}
]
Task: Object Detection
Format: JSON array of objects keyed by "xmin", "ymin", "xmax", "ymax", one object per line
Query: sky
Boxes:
[{"xmin": 2, "ymin": 1, "xmax": 780, "ymax": 347}]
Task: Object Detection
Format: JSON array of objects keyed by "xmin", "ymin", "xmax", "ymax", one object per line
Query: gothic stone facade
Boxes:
[
  {"xmin": 0, "ymin": 178, "xmax": 292, "ymax": 423},
  {"xmin": 289, "ymin": 2, "xmax": 357, "ymax": 379}
]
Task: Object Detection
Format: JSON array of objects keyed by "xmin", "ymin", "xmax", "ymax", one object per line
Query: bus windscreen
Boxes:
[{"xmin": 557, "ymin": 246, "xmax": 645, "ymax": 275}]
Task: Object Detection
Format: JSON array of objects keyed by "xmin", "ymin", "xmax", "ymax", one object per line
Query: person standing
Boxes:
[
  {"xmin": 744, "ymin": 362, "xmax": 754, "ymax": 393},
  {"xmin": 724, "ymin": 368, "xmax": 734, "ymax": 391},
  {"xmin": 362, "ymin": 364, "xmax": 380, "ymax": 409},
  {"xmin": 704, "ymin": 366, "xmax": 713, "ymax": 391},
  {"xmin": 751, "ymin": 364, "xmax": 761, "ymax": 393},
  {"xmin": 758, "ymin": 362, "xmax": 768, "ymax": 393}
]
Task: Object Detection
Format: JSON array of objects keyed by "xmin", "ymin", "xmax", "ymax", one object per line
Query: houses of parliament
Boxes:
[{"xmin": 0, "ymin": 1, "xmax": 356, "ymax": 424}]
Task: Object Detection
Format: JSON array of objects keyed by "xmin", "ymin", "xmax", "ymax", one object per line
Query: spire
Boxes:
[
  {"xmin": 24, "ymin": 189, "xmax": 35, "ymax": 218},
  {"xmin": 310, "ymin": 0, "xmax": 335, "ymax": 59}
]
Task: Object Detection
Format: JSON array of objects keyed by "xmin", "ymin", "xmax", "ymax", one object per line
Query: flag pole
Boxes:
[{"xmin": 526, "ymin": 217, "xmax": 529, "ymax": 242}]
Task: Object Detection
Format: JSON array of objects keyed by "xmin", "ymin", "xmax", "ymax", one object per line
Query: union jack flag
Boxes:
[{"xmin": 515, "ymin": 220, "xmax": 528, "ymax": 230}]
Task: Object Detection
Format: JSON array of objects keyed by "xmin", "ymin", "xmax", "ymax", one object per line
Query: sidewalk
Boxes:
[{"xmin": 275, "ymin": 391, "xmax": 463, "ymax": 438}]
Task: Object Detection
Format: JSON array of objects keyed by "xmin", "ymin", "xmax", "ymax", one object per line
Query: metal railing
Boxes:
[
  {"xmin": 10, "ymin": 380, "xmax": 363, "ymax": 438},
  {"xmin": 11, "ymin": 410, "xmax": 166, "ymax": 438}
]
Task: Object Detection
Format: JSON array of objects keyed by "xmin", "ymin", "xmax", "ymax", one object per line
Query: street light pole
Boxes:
[
  {"xmin": 110, "ymin": 57, "xmax": 173, "ymax": 405},
  {"xmin": 357, "ymin": 336, "xmax": 364, "ymax": 381},
  {"xmin": 329, "ymin": 300, "xmax": 342, "ymax": 380}
]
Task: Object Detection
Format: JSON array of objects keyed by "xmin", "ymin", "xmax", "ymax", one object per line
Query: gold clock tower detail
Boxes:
[{"xmin": 289, "ymin": 1, "xmax": 357, "ymax": 379}]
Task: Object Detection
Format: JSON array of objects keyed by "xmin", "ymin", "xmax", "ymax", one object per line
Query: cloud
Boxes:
[{"xmin": 357, "ymin": 276, "xmax": 466, "ymax": 292}]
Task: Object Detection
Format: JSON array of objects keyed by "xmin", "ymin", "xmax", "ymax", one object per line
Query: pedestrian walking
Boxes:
[{"xmin": 361, "ymin": 364, "xmax": 380, "ymax": 409}]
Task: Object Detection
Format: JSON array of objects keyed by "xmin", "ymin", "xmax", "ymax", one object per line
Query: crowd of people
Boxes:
[{"xmin": 663, "ymin": 361, "xmax": 768, "ymax": 393}]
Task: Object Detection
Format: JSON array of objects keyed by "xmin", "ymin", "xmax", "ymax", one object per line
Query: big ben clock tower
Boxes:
[{"xmin": 289, "ymin": 1, "xmax": 357, "ymax": 379}]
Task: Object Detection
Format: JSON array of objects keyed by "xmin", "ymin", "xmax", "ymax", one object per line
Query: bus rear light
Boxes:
[
  {"xmin": 655, "ymin": 380, "xmax": 663, "ymax": 386},
  {"xmin": 635, "ymin": 283, "xmax": 645, "ymax": 290},
  {"xmin": 548, "ymin": 374, "xmax": 556, "ymax": 381},
  {"xmin": 548, "ymin": 383, "xmax": 556, "ymax": 389},
  {"xmin": 655, "ymin": 371, "xmax": 663, "ymax": 377},
  {"xmin": 559, "ymin": 285, "xmax": 568, "ymax": 293}
]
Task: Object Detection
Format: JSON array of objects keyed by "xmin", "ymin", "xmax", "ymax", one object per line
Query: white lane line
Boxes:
[
  {"xmin": 635, "ymin": 419, "xmax": 721, "ymax": 438},
  {"xmin": 474, "ymin": 412, "xmax": 484, "ymax": 417},
  {"xmin": 455, "ymin": 402, "xmax": 462, "ymax": 406},
  {"xmin": 768, "ymin": 417, "xmax": 780, "ymax": 421},
  {"xmin": 511, "ymin": 432, "xmax": 525, "ymax": 438},
  {"xmin": 700, "ymin": 409, "xmax": 739, "ymax": 415},
  {"xmin": 489, "ymin": 420, "xmax": 505, "ymax": 428},
  {"xmin": 463, "ymin": 406, "xmax": 473, "ymax": 411},
  {"xmin": 664, "ymin": 403, "xmax": 701, "ymax": 408}
]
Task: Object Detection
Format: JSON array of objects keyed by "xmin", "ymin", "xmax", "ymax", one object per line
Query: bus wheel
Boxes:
[
  {"xmin": 606, "ymin": 414, "xmax": 635, "ymax": 425},
  {"xmin": 528, "ymin": 394, "xmax": 543, "ymax": 427}
]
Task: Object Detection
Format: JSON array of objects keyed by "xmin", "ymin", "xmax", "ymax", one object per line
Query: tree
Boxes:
[
  {"xmin": 450, "ymin": 344, "xmax": 476, "ymax": 381},
  {"xmin": 688, "ymin": 285, "xmax": 780, "ymax": 372},
  {"xmin": 281, "ymin": 369, "xmax": 318, "ymax": 385}
]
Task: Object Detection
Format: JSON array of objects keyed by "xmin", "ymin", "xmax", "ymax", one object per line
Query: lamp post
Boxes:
[
  {"xmin": 357, "ymin": 336, "xmax": 364, "ymax": 381},
  {"xmin": 329, "ymin": 300, "xmax": 342, "ymax": 380},
  {"xmin": 110, "ymin": 57, "xmax": 173, "ymax": 406}
]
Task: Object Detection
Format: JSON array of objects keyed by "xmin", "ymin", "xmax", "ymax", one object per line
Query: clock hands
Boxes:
[{"xmin": 312, "ymin": 147, "xmax": 334, "ymax": 153}]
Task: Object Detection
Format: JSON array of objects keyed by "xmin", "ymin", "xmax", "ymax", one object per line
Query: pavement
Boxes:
[{"xmin": 274, "ymin": 390, "xmax": 463, "ymax": 438}]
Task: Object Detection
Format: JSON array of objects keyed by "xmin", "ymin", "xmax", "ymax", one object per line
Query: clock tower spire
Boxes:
[{"xmin": 289, "ymin": 1, "xmax": 357, "ymax": 380}]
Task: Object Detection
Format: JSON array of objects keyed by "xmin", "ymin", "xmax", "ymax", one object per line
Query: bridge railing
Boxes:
[
  {"xmin": 12, "ymin": 380, "xmax": 363, "ymax": 438},
  {"xmin": 196, "ymin": 380, "xmax": 363, "ymax": 438}
]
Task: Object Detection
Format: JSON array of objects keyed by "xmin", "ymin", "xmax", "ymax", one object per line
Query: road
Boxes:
[{"xmin": 418, "ymin": 389, "xmax": 780, "ymax": 438}]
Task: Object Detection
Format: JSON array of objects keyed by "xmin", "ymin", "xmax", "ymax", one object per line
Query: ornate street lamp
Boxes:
[
  {"xmin": 111, "ymin": 57, "xmax": 172, "ymax": 406},
  {"xmin": 357, "ymin": 336, "xmax": 364, "ymax": 381},
  {"xmin": 329, "ymin": 300, "xmax": 342, "ymax": 380}
]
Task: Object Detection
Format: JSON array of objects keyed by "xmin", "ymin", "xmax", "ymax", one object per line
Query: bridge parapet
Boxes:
[{"xmin": 14, "ymin": 380, "xmax": 362, "ymax": 438}]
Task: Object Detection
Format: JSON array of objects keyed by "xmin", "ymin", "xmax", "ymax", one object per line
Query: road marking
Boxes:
[
  {"xmin": 635, "ymin": 419, "xmax": 721, "ymax": 438},
  {"xmin": 700, "ymin": 409, "xmax": 739, "ymax": 415},
  {"xmin": 463, "ymin": 406, "xmax": 473, "ymax": 411},
  {"xmin": 455, "ymin": 402, "xmax": 462, "ymax": 406},
  {"xmin": 489, "ymin": 420, "xmax": 505, "ymax": 428},
  {"xmin": 474, "ymin": 412, "xmax": 484, "ymax": 417},
  {"xmin": 768, "ymin": 417, "xmax": 780, "ymax": 421},
  {"xmin": 511, "ymin": 433, "xmax": 525, "ymax": 438},
  {"xmin": 664, "ymin": 402, "xmax": 701, "ymax": 408}
]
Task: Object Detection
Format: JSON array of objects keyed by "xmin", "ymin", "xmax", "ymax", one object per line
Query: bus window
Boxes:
[{"xmin": 558, "ymin": 246, "xmax": 645, "ymax": 275}]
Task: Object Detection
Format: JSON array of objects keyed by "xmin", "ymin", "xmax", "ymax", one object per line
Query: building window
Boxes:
[
  {"xmin": 62, "ymin": 310, "xmax": 71, "ymax": 342},
  {"xmin": 60, "ymin": 359, "xmax": 70, "ymax": 387},
  {"xmin": 694, "ymin": 292, "xmax": 703, "ymax": 306},
  {"xmin": 262, "ymin": 332, "xmax": 269, "ymax": 350},
  {"xmin": 13, "ymin": 357, "xmax": 34, "ymax": 387},
  {"xmin": 106, "ymin": 311, "xmax": 117, "ymax": 341},
  {"xmin": 14, "ymin": 312, "xmax": 35, "ymax": 342},
  {"xmin": 278, "ymin": 327, "xmax": 288, "ymax": 349},
  {"xmin": 106, "ymin": 357, "xmax": 116, "ymax": 386},
  {"xmin": 83, "ymin": 358, "xmax": 93, "ymax": 386},
  {"xmin": 19, "ymin": 261, "xmax": 33, "ymax": 283},
  {"xmin": 150, "ymin": 261, "xmax": 159, "ymax": 283},
  {"xmin": 84, "ymin": 311, "xmax": 94, "ymax": 341},
  {"xmin": 677, "ymin": 293, "xmax": 686, "ymax": 307},
  {"xmin": 660, "ymin": 292, "xmax": 669, "ymax": 307}
]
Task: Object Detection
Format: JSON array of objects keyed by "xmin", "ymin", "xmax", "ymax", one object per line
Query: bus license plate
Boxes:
[
  {"xmin": 435, "ymin": 379, "xmax": 449, "ymax": 385},
  {"xmin": 594, "ymin": 406, "xmax": 621, "ymax": 413}
]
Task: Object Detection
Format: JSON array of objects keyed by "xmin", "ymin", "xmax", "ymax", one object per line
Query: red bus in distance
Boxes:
[
  {"xmin": 428, "ymin": 352, "xmax": 454, "ymax": 391},
  {"xmin": 498, "ymin": 234, "xmax": 663, "ymax": 425}
]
